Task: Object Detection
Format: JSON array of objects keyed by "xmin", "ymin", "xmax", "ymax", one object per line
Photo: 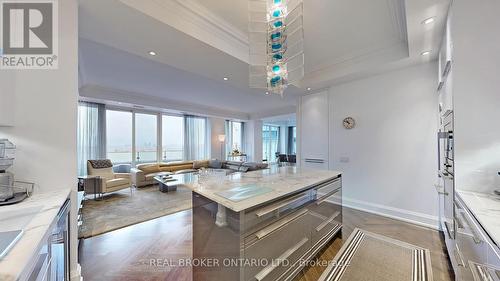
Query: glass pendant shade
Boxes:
[{"xmin": 249, "ymin": 0, "xmax": 304, "ymax": 96}]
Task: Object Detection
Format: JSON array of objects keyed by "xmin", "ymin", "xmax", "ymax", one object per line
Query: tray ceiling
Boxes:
[{"xmin": 78, "ymin": 0, "xmax": 450, "ymax": 115}]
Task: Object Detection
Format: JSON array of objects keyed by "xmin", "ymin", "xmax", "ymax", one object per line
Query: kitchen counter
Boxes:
[
  {"xmin": 189, "ymin": 166, "xmax": 343, "ymax": 281},
  {"xmin": 456, "ymin": 190, "xmax": 500, "ymax": 247},
  {"xmin": 0, "ymin": 188, "xmax": 71, "ymax": 281},
  {"xmin": 181, "ymin": 166, "xmax": 342, "ymax": 212}
]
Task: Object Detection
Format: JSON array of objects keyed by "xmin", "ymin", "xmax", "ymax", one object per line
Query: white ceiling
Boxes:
[
  {"xmin": 79, "ymin": 39, "xmax": 299, "ymax": 119},
  {"xmin": 78, "ymin": 0, "xmax": 450, "ymax": 118}
]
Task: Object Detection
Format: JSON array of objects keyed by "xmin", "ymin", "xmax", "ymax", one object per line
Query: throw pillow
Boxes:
[
  {"xmin": 239, "ymin": 166, "xmax": 250, "ymax": 172},
  {"xmin": 193, "ymin": 160, "xmax": 209, "ymax": 169},
  {"xmin": 208, "ymin": 159, "xmax": 222, "ymax": 169}
]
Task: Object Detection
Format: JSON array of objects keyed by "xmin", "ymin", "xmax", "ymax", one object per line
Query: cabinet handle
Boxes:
[
  {"xmin": 434, "ymin": 184, "xmax": 449, "ymax": 196},
  {"xmin": 316, "ymin": 188, "xmax": 341, "ymax": 205},
  {"xmin": 439, "ymin": 171, "xmax": 454, "ymax": 180},
  {"xmin": 444, "ymin": 221, "xmax": 453, "ymax": 240},
  {"xmin": 255, "ymin": 193, "xmax": 309, "ymax": 217},
  {"xmin": 316, "ymin": 178, "xmax": 341, "ymax": 190},
  {"xmin": 454, "ymin": 244, "xmax": 466, "ymax": 268},
  {"xmin": 255, "ymin": 237, "xmax": 309, "ymax": 281},
  {"xmin": 455, "ymin": 215, "xmax": 464, "ymax": 230},
  {"xmin": 304, "ymin": 158, "xmax": 325, "ymax": 163},
  {"xmin": 255, "ymin": 209, "xmax": 308, "ymax": 240},
  {"xmin": 460, "ymin": 212, "xmax": 483, "ymax": 244},
  {"xmin": 316, "ymin": 211, "xmax": 341, "ymax": 232}
]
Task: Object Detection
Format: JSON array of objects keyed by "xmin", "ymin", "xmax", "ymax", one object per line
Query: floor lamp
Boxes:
[{"xmin": 218, "ymin": 135, "xmax": 226, "ymax": 160}]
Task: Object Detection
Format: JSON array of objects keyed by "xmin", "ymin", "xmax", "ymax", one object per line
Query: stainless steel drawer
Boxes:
[
  {"xmin": 244, "ymin": 209, "xmax": 310, "ymax": 281},
  {"xmin": 487, "ymin": 244, "xmax": 500, "ymax": 269},
  {"xmin": 315, "ymin": 178, "xmax": 341, "ymax": 202},
  {"xmin": 309, "ymin": 179, "xmax": 341, "ymax": 220},
  {"xmin": 454, "ymin": 197, "xmax": 500, "ymax": 281},
  {"xmin": 309, "ymin": 211, "xmax": 341, "ymax": 248},
  {"xmin": 243, "ymin": 190, "xmax": 314, "ymax": 234}
]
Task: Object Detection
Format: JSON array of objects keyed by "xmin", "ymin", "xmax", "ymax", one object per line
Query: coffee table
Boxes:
[{"xmin": 154, "ymin": 174, "xmax": 182, "ymax": 193}]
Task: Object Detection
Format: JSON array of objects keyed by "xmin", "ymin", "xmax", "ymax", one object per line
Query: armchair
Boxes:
[{"xmin": 87, "ymin": 160, "xmax": 132, "ymax": 198}]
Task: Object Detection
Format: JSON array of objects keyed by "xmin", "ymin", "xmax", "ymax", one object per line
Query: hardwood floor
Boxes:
[{"xmin": 79, "ymin": 207, "xmax": 454, "ymax": 281}]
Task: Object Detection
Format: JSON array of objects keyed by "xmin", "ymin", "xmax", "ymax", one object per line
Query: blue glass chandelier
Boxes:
[{"xmin": 249, "ymin": 0, "xmax": 304, "ymax": 96}]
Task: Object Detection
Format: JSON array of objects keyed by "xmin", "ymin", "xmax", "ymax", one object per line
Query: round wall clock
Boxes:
[{"xmin": 343, "ymin": 117, "xmax": 356, "ymax": 129}]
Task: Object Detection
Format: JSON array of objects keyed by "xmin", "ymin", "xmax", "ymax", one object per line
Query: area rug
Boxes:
[
  {"xmin": 79, "ymin": 185, "xmax": 192, "ymax": 238},
  {"xmin": 319, "ymin": 228, "xmax": 433, "ymax": 281}
]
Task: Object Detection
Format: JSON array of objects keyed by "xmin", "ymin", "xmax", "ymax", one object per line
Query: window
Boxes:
[
  {"xmin": 101, "ymin": 107, "xmax": 207, "ymax": 164},
  {"xmin": 225, "ymin": 121, "xmax": 244, "ymax": 157},
  {"xmin": 135, "ymin": 113, "xmax": 158, "ymax": 163},
  {"xmin": 262, "ymin": 125, "xmax": 280, "ymax": 163},
  {"xmin": 162, "ymin": 115, "xmax": 184, "ymax": 161},
  {"xmin": 231, "ymin": 122, "xmax": 243, "ymax": 151},
  {"xmin": 106, "ymin": 110, "xmax": 133, "ymax": 163}
]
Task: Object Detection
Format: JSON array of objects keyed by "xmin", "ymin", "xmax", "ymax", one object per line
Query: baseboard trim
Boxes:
[{"xmin": 341, "ymin": 197, "xmax": 440, "ymax": 230}]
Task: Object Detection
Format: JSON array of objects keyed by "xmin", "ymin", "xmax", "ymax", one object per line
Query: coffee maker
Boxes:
[{"xmin": 0, "ymin": 139, "xmax": 16, "ymax": 202}]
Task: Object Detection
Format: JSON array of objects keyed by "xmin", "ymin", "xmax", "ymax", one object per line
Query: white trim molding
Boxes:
[
  {"xmin": 119, "ymin": 0, "xmax": 249, "ymax": 63},
  {"xmin": 341, "ymin": 196, "xmax": 440, "ymax": 230}
]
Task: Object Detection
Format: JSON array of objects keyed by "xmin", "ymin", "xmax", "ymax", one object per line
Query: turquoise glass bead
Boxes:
[
  {"xmin": 270, "ymin": 76, "xmax": 281, "ymax": 85},
  {"xmin": 273, "ymin": 54, "xmax": 283, "ymax": 60},
  {"xmin": 272, "ymin": 43, "xmax": 282, "ymax": 50}
]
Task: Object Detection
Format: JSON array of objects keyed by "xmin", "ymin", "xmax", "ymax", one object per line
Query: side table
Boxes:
[{"xmin": 77, "ymin": 175, "xmax": 102, "ymax": 200}]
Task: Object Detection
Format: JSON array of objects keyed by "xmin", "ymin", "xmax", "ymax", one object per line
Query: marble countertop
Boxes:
[
  {"xmin": 0, "ymin": 188, "xmax": 71, "ymax": 281},
  {"xmin": 457, "ymin": 190, "xmax": 500, "ymax": 247},
  {"xmin": 181, "ymin": 166, "xmax": 342, "ymax": 212}
]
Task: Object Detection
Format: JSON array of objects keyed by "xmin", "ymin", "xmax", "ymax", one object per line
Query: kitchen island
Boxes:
[{"xmin": 182, "ymin": 166, "xmax": 342, "ymax": 281}]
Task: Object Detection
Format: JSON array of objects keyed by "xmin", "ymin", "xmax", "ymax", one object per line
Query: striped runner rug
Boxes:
[{"xmin": 319, "ymin": 228, "xmax": 433, "ymax": 281}]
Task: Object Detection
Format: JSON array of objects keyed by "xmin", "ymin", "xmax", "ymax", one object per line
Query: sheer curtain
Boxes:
[
  {"xmin": 184, "ymin": 116, "xmax": 207, "ymax": 160},
  {"xmin": 77, "ymin": 102, "xmax": 106, "ymax": 176},
  {"xmin": 225, "ymin": 120, "xmax": 231, "ymax": 159}
]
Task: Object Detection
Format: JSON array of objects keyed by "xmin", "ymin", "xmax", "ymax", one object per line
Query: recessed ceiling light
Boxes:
[
  {"xmin": 422, "ymin": 17, "xmax": 435, "ymax": 25},
  {"xmin": 421, "ymin": 51, "xmax": 431, "ymax": 56},
  {"xmin": 148, "ymin": 51, "xmax": 157, "ymax": 56},
  {"xmin": 223, "ymin": 77, "xmax": 229, "ymax": 81},
  {"xmin": 307, "ymin": 87, "xmax": 311, "ymax": 91}
]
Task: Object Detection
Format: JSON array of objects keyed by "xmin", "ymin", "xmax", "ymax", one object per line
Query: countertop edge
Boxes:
[
  {"xmin": 0, "ymin": 188, "xmax": 72, "ymax": 281},
  {"xmin": 456, "ymin": 190, "xmax": 500, "ymax": 250},
  {"xmin": 182, "ymin": 168, "xmax": 342, "ymax": 213}
]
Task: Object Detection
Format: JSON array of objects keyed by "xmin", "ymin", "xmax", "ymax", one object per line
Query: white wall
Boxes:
[
  {"xmin": 0, "ymin": 0, "xmax": 79, "ymax": 279},
  {"xmin": 329, "ymin": 63, "xmax": 439, "ymax": 228},
  {"xmin": 451, "ymin": 0, "xmax": 500, "ymax": 194}
]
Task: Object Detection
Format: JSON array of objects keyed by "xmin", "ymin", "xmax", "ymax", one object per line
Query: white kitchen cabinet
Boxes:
[{"xmin": 299, "ymin": 91, "xmax": 329, "ymax": 170}]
